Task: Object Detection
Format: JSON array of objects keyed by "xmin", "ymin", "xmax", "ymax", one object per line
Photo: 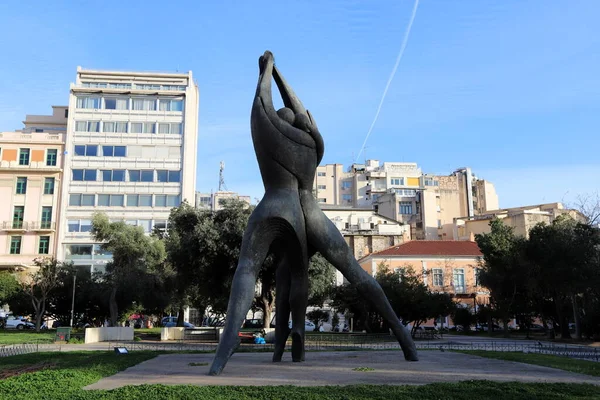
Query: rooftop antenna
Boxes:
[{"xmin": 218, "ymin": 161, "xmax": 228, "ymax": 191}]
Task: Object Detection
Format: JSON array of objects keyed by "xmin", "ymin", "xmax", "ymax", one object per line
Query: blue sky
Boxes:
[{"xmin": 0, "ymin": 0, "xmax": 598, "ymax": 208}]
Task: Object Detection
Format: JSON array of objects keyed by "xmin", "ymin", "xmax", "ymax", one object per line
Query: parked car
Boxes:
[
  {"xmin": 287, "ymin": 320, "xmax": 316, "ymax": 332},
  {"xmin": 243, "ymin": 319, "xmax": 264, "ymax": 329},
  {"xmin": 475, "ymin": 323, "xmax": 501, "ymax": 332},
  {"xmin": 5, "ymin": 316, "xmax": 35, "ymax": 330},
  {"xmin": 161, "ymin": 316, "xmax": 195, "ymax": 328}
]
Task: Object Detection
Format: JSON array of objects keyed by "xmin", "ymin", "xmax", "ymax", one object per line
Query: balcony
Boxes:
[
  {"xmin": 365, "ymin": 182, "xmax": 387, "ymax": 193},
  {"xmin": 29, "ymin": 221, "xmax": 57, "ymax": 232},
  {"xmin": 1, "ymin": 221, "xmax": 27, "ymax": 231},
  {"xmin": 0, "ymin": 160, "xmax": 62, "ymax": 172},
  {"xmin": 1, "ymin": 221, "xmax": 56, "ymax": 232}
]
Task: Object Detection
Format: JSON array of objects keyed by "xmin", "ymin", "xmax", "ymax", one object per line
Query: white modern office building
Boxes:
[{"xmin": 56, "ymin": 67, "xmax": 199, "ymax": 272}]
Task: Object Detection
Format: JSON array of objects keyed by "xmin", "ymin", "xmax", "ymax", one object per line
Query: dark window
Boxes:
[
  {"xmin": 13, "ymin": 206, "xmax": 24, "ymax": 229},
  {"xmin": 41, "ymin": 206, "xmax": 52, "ymax": 229},
  {"xmin": 46, "ymin": 149, "xmax": 57, "ymax": 166},
  {"xmin": 16, "ymin": 177, "xmax": 27, "ymax": 194},
  {"xmin": 19, "ymin": 149, "xmax": 30, "ymax": 165},
  {"xmin": 141, "ymin": 170, "xmax": 153, "ymax": 182},
  {"xmin": 129, "ymin": 170, "xmax": 140, "ymax": 182},
  {"xmin": 39, "ymin": 236, "xmax": 50, "ymax": 254},
  {"xmin": 10, "ymin": 236, "xmax": 22, "ymax": 254},
  {"xmin": 44, "ymin": 178, "xmax": 55, "ymax": 195}
]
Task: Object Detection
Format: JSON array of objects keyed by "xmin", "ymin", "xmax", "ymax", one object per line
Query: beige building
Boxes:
[
  {"xmin": 195, "ymin": 191, "xmax": 252, "ymax": 211},
  {"xmin": 358, "ymin": 240, "xmax": 489, "ymax": 317},
  {"xmin": 56, "ymin": 67, "xmax": 199, "ymax": 272},
  {"xmin": 315, "ymin": 161, "xmax": 498, "ymax": 240},
  {"xmin": 321, "ymin": 205, "xmax": 410, "ymax": 285},
  {"xmin": 454, "ymin": 202, "xmax": 586, "ymax": 240},
  {"xmin": 0, "ymin": 107, "xmax": 67, "ymax": 270}
]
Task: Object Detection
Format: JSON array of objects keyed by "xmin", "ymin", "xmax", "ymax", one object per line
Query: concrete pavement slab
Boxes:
[{"xmin": 85, "ymin": 350, "xmax": 600, "ymax": 390}]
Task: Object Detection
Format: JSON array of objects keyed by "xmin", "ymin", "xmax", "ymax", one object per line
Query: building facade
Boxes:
[
  {"xmin": 358, "ymin": 241, "xmax": 489, "ymax": 315},
  {"xmin": 0, "ymin": 109, "xmax": 66, "ymax": 270},
  {"xmin": 314, "ymin": 161, "xmax": 499, "ymax": 241},
  {"xmin": 195, "ymin": 191, "xmax": 252, "ymax": 212},
  {"xmin": 453, "ymin": 202, "xmax": 586, "ymax": 240},
  {"xmin": 56, "ymin": 68, "xmax": 199, "ymax": 272}
]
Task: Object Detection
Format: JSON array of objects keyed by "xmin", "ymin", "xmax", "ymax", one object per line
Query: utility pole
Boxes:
[{"xmin": 69, "ymin": 274, "xmax": 76, "ymax": 327}]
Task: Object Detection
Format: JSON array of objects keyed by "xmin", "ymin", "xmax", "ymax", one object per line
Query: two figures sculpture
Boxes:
[{"xmin": 209, "ymin": 51, "xmax": 418, "ymax": 376}]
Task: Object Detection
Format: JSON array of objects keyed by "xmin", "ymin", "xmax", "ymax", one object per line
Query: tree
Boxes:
[
  {"xmin": 91, "ymin": 213, "xmax": 166, "ymax": 326},
  {"xmin": 163, "ymin": 199, "xmax": 336, "ymax": 328},
  {"xmin": 329, "ymin": 264, "xmax": 454, "ymax": 335},
  {"xmin": 528, "ymin": 216, "xmax": 600, "ymax": 339},
  {"xmin": 307, "ymin": 309, "xmax": 330, "ymax": 329},
  {"xmin": 22, "ymin": 258, "xmax": 63, "ymax": 331},
  {"xmin": 0, "ymin": 272, "xmax": 19, "ymax": 307},
  {"xmin": 452, "ymin": 306, "xmax": 475, "ymax": 332},
  {"xmin": 572, "ymin": 191, "xmax": 600, "ymax": 226},
  {"xmin": 46, "ymin": 266, "xmax": 110, "ymax": 326},
  {"xmin": 475, "ymin": 218, "xmax": 532, "ymax": 337}
]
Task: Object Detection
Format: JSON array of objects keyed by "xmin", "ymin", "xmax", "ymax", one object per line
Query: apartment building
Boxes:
[
  {"xmin": 0, "ymin": 107, "xmax": 67, "ymax": 270},
  {"xmin": 195, "ymin": 191, "xmax": 252, "ymax": 212},
  {"xmin": 56, "ymin": 67, "xmax": 199, "ymax": 272},
  {"xmin": 453, "ymin": 202, "xmax": 586, "ymax": 240},
  {"xmin": 314, "ymin": 161, "xmax": 498, "ymax": 240}
]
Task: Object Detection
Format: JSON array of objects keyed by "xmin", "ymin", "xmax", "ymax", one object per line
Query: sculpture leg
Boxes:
[
  {"xmin": 300, "ymin": 190, "xmax": 418, "ymax": 361},
  {"xmin": 288, "ymin": 251, "xmax": 309, "ymax": 362},
  {"xmin": 209, "ymin": 222, "xmax": 276, "ymax": 376},
  {"xmin": 273, "ymin": 254, "xmax": 291, "ymax": 362}
]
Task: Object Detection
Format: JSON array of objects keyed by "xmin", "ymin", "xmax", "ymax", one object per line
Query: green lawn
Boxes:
[
  {"xmin": 0, "ymin": 330, "xmax": 55, "ymax": 345},
  {"xmin": 1, "ymin": 351, "xmax": 600, "ymax": 399},
  {"xmin": 457, "ymin": 351, "xmax": 600, "ymax": 377}
]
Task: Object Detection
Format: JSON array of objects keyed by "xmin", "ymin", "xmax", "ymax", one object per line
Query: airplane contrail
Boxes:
[{"xmin": 355, "ymin": 0, "xmax": 420, "ymax": 163}]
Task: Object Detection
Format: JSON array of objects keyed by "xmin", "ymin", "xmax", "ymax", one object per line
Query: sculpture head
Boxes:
[{"xmin": 254, "ymin": 51, "xmax": 324, "ymax": 164}]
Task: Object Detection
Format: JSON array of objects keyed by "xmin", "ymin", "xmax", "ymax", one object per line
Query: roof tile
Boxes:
[{"xmin": 370, "ymin": 241, "xmax": 482, "ymax": 257}]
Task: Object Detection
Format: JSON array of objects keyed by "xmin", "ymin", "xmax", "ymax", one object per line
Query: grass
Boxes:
[
  {"xmin": 456, "ymin": 351, "xmax": 600, "ymax": 377},
  {"xmin": 0, "ymin": 352, "xmax": 599, "ymax": 399},
  {"xmin": 0, "ymin": 330, "xmax": 55, "ymax": 345}
]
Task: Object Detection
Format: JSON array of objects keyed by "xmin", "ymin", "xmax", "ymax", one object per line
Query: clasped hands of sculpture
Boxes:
[{"xmin": 209, "ymin": 51, "xmax": 418, "ymax": 376}]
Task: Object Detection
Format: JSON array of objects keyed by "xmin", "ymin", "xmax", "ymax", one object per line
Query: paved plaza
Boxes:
[{"xmin": 85, "ymin": 350, "xmax": 599, "ymax": 390}]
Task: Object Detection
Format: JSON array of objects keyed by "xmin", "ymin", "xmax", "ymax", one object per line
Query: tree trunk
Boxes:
[
  {"xmin": 487, "ymin": 312, "xmax": 493, "ymax": 337},
  {"xmin": 570, "ymin": 293, "xmax": 582, "ymax": 340},
  {"xmin": 262, "ymin": 298, "xmax": 273, "ymax": 330},
  {"xmin": 109, "ymin": 286, "xmax": 118, "ymax": 327},
  {"xmin": 35, "ymin": 299, "xmax": 46, "ymax": 333},
  {"xmin": 31, "ymin": 297, "xmax": 42, "ymax": 333},
  {"xmin": 502, "ymin": 319, "xmax": 509, "ymax": 338},
  {"xmin": 177, "ymin": 306, "xmax": 185, "ymax": 327}
]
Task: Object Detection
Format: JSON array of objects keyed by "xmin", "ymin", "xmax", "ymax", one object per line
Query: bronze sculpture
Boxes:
[{"xmin": 209, "ymin": 51, "xmax": 418, "ymax": 376}]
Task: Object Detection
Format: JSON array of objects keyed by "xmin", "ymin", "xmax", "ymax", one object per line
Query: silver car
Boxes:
[{"xmin": 5, "ymin": 316, "xmax": 35, "ymax": 330}]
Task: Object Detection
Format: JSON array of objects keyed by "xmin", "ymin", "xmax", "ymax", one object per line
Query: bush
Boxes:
[{"xmin": 453, "ymin": 307, "xmax": 474, "ymax": 332}]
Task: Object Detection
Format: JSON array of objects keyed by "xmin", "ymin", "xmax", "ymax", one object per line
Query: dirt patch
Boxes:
[{"xmin": 0, "ymin": 361, "xmax": 57, "ymax": 380}]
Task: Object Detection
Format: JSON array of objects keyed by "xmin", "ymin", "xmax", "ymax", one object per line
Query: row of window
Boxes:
[
  {"xmin": 74, "ymin": 145, "xmax": 126, "ymax": 157},
  {"xmin": 430, "ymin": 268, "xmax": 479, "ymax": 289},
  {"xmin": 77, "ymin": 96, "xmax": 184, "ymax": 112},
  {"xmin": 81, "ymin": 82, "xmax": 186, "ymax": 91},
  {"xmin": 69, "ymin": 193, "xmax": 181, "ymax": 207},
  {"xmin": 12, "ymin": 206, "xmax": 53, "ymax": 229},
  {"xmin": 9, "ymin": 235, "xmax": 50, "ymax": 255},
  {"xmin": 394, "ymin": 189, "xmax": 417, "ymax": 197},
  {"xmin": 15, "ymin": 177, "xmax": 56, "ymax": 195},
  {"xmin": 5, "ymin": 148, "xmax": 58, "ymax": 166},
  {"xmin": 75, "ymin": 121, "xmax": 182, "ymax": 134},
  {"xmin": 72, "ymin": 169, "xmax": 181, "ymax": 183},
  {"xmin": 393, "ymin": 268, "xmax": 477, "ymax": 290},
  {"xmin": 68, "ymin": 219, "xmax": 167, "ymax": 234},
  {"xmin": 399, "ymin": 201, "xmax": 413, "ymax": 215}
]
